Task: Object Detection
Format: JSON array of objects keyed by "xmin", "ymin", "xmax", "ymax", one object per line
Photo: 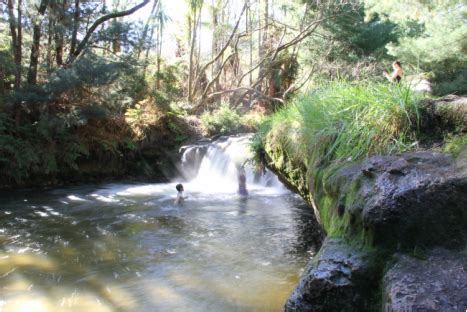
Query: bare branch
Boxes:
[
  {"xmin": 206, "ymin": 87, "xmax": 284, "ymax": 103},
  {"xmin": 201, "ymin": 53, "xmax": 234, "ymax": 99},
  {"xmin": 66, "ymin": 0, "xmax": 150, "ymax": 64},
  {"xmin": 191, "ymin": 2, "xmax": 248, "ymax": 93}
]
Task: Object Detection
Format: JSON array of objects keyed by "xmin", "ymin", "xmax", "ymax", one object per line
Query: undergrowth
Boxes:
[
  {"xmin": 201, "ymin": 103, "xmax": 265, "ymax": 136},
  {"xmin": 0, "ymin": 113, "xmax": 89, "ymax": 184}
]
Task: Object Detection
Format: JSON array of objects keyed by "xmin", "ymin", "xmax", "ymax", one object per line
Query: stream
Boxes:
[{"xmin": 0, "ymin": 135, "xmax": 317, "ymax": 311}]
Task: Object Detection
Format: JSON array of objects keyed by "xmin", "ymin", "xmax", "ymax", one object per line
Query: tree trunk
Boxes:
[
  {"xmin": 7, "ymin": 0, "xmax": 21, "ymax": 89},
  {"xmin": 263, "ymin": 0, "xmax": 268, "ymax": 49},
  {"xmin": 0, "ymin": 67, "xmax": 5, "ymax": 95},
  {"xmin": 247, "ymin": 1, "xmax": 253, "ymax": 85},
  {"xmin": 136, "ymin": 0, "xmax": 158, "ymax": 59},
  {"xmin": 46, "ymin": 16, "xmax": 54, "ymax": 73},
  {"xmin": 17, "ymin": 0, "xmax": 22, "ymax": 86},
  {"xmin": 188, "ymin": 5, "xmax": 202, "ymax": 103},
  {"xmin": 27, "ymin": 24, "xmax": 43, "ymax": 84},
  {"xmin": 143, "ymin": 21, "xmax": 156, "ymax": 80},
  {"xmin": 257, "ymin": 0, "xmax": 261, "ymax": 63},
  {"xmin": 51, "ymin": 1, "xmax": 65, "ymax": 66},
  {"xmin": 211, "ymin": 0, "xmax": 220, "ymax": 90},
  {"xmin": 27, "ymin": 0, "xmax": 49, "ymax": 85},
  {"xmin": 55, "ymin": 32, "xmax": 64, "ymax": 66},
  {"xmin": 256, "ymin": 0, "xmax": 269, "ymax": 103},
  {"xmin": 156, "ymin": 8, "xmax": 163, "ymax": 89},
  {"xmin": 69, "ymin": 0, "xmax": 80, "ymax": 57}
]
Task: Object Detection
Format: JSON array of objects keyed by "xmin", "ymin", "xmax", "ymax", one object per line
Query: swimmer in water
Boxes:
[{"xmin": 174, "ymin": 183, "xmax": 185, "ymax": 204}]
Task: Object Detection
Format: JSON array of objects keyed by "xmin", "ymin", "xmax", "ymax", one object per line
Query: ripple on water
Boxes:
[{"xmin": 0, "ymin": 181, "xmax": 317, "ymax": 312}]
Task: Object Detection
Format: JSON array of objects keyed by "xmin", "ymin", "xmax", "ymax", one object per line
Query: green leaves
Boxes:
[
  {"xmin": 0, "ymin": 113, "xmax": 88, "ymax": 184},
  {"xmin": 200, "ymin": 104, "xmax": 241, "ymax": 136},
  {"xmin": 365, "ymin": 0, "xmax": 467, "ymax": 94}
]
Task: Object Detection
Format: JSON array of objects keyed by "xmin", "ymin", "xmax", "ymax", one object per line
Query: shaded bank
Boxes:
[{"xmin": 0, "ymin": 101, "xmax": 198, "ymax": 189}]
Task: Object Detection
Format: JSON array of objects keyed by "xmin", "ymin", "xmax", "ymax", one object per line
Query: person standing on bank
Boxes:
[{"xmin": 384, "ymin": 61, "xmax": 404, "ymax": 83}]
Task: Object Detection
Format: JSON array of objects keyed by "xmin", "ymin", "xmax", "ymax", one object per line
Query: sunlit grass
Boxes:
[{"xmin": 259, "ymin": 80, "xmax": 423, "ymax": 168}]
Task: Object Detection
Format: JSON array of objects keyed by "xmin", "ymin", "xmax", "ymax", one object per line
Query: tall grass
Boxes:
[{"xmin": 259, "ymin": 80, "xmax": 423, "ymax": 169}]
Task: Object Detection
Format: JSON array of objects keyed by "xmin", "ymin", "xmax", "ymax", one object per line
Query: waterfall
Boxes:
[{"xmin": 179, "ymin": 134, "xmax": 283, "ymax": 193}]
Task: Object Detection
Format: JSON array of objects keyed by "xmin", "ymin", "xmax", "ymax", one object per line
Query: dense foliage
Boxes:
[
  {"xmin": 364, "ymin": 0, "xmax": 467, "ymax": 94},
  {"xmin": 0, "ymin": 0, "xmax": 464, "ymax": 187}
]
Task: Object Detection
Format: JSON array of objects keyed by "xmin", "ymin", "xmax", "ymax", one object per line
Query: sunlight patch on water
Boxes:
[
  {"xmin": 67, "ymin": 195, "xmax": 88, "ymax": 201},
  {"xmin": 115, "ymin": 184, "xmax": 172, "ymax": 197},
  {"xmin": 90, "ymin": 194, "xmax": 119, "ymax": 203},
  {"xmin": 2, "ymin": 295, "xmax": 54, "ymax": 312},
  {"xmin": 34, "ymin": 211, "xmax": 49, "ymax": 217},
  {"xmin": 0, "ymin": 253, "xmax": 57, "ymax": 272},
  {"xmin": 42, "ymin": 206, "xmax": 61, "ymax": 216},
  {"xmin": 1, "ymin": 292, "xmax": 116, "ymax": 312}
]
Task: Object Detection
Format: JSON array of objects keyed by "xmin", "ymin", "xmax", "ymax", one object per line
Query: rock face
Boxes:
[
  {"xmin": 325, "ymin": 151, "xmax": 467, "ymax": 249},
  {"xmin": 279, "ymin": 151, "xmax": 467, "ymax": 311},
  {"xmin": 383, "ymin": 248, "xmax": 467, "ymax": 311},
  {"xmin": 418, "ymin": 95, "xmax": 467, "ymax": 139},
  {"xmin": 285, "ymin": 238, "xmax": 378, "ymax": 312},
  {"xmin": 262, "ymin": 96, "xmax": 467, "ymax": 311}
]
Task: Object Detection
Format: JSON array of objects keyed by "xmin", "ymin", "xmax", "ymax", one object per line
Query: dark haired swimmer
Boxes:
[{"xmin": 175, "ymin": 183, "xmax": 185, "ymax": 204}]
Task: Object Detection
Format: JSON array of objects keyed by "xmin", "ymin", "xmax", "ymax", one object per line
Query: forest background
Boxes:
[{"xmin": 0, "ymin": 0, "xmax": 465, "ymax": 186}]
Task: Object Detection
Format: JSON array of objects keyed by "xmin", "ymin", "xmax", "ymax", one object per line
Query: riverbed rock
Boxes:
[
  {"xmin": 285, "ymin": 238, "xmax": 378, "ymax": 312},
  {"xmin": 326, "ymin": 151, "xmax": 467, "ymax": 249},
  {"xmin": 383, "ymin": 248, "xmax": 467, "ymax": 311}
]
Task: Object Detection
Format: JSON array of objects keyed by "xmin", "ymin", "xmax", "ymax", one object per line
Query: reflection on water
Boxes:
[{"xmin": 0, "ymin": 182, "xmax": 316, "ymax": 311}]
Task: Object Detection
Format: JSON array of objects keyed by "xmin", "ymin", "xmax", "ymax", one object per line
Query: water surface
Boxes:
[{"xmin": 0, "ymin": 182, "xmax": 316, "ymax": 311}]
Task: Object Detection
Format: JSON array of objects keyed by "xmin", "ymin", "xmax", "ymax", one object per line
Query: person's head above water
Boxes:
[{"xmin": 176, "ymin": 184, "xmax": 184, "ymax": 192}]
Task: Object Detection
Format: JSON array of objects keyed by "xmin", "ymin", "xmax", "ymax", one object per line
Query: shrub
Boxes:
[
  {"xmin": 240, "ymin": 111, "xmax": 266, "ymax": 132},
  {"xmin": 200, "ymin": 104, "xmax": 241, "ymax": 136}
]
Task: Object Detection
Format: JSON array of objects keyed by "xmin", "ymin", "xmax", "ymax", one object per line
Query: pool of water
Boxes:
[{"xmin": 0, "ymin": 182, "xmax": 317, "ymax": 311}]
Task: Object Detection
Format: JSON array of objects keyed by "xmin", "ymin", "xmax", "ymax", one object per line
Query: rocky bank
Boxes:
[{"xmin": 261, "ymin": 97, "xmax": 467, "ymax": 311}]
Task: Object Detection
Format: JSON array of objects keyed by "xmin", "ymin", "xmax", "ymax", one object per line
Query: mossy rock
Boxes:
[
  {"xmin": 324, "ymin": 151, "xmax": 467, "ymax": 250},
  {"xmin": 285, "ymin": 238, "xmax": 380, "ymax": 312}
]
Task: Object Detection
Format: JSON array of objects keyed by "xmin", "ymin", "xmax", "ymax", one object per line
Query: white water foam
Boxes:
[{"xmin": 179, "ymin": 134, "xmax": 285, "ymax": 195}]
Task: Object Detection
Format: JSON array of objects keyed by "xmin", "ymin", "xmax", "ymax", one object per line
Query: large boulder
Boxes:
[
  {"xmin": 383, "ymin": 248, "xmax": 467, "ymax": 311},
  {"xmin": 325, "ymin": 151, "xmax": 467, "ymax": 249},
  {"xmin": 284, "ymin": 150, "xmax": 467, "ymax": 311},
  {"xmin": 285, "ymin": 238, "xmax": 378, "ymax": 312}
]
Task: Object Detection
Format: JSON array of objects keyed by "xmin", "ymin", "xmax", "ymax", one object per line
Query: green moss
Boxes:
[{"xmin": 443, "ymin": 134, "xmax": 467, "ymax": 157}]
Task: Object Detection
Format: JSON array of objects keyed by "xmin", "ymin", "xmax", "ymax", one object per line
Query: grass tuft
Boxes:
[{"xmin": 258, "ymin": 80, "xmax": 423, "ymax": 169}]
